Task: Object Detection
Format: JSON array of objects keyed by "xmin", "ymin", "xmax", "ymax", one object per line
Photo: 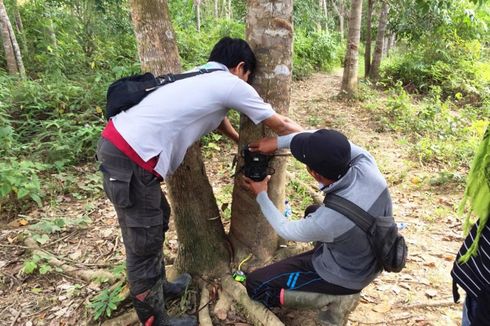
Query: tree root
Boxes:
[
  {"xmin": 101, "ymin": 310, "xmax": 138, "ymax": 326},
  {"xmin": 24, "ymin": 237, "xmax": 117, "ymax": 283},
  {"xmin": 221, "ymin": 277, "xmax": 285, "ymax": 326},
  {"xmin": 198, "ymin": 284, "xmax": 213, "ymax": 326}
]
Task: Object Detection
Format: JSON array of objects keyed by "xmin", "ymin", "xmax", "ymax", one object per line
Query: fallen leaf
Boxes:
[{"xmin": 372, "ymin": 302, "xmax": 391, "ymax": 313}]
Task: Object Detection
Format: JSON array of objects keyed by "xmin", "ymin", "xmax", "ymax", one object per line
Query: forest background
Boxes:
[{"xmin": 0, "ymin": 0, "xmax": 489, "ymax": 325}]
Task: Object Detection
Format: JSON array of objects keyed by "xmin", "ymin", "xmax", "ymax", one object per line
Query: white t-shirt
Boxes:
[{"xmin": 112, "ymin": 62, "xmax": 275, "ymax": 177}]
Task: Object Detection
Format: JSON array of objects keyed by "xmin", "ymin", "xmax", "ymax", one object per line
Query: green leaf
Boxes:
[
  {"xmin": 39, "ymin": 264, "xmax": 53, "ymax": 275},
  {"xmin": 32, "ymin": 233, "xmax": 50, "ymax": 245},
  {"xmin": 23, "ymin": 261, "xmax": 37, "ymax": 274}
]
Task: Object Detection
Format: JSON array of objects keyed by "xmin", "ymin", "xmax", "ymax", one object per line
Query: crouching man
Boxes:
[{"xmin": 243, "ymin": 129, "xmax": 393, "ymax": 324}]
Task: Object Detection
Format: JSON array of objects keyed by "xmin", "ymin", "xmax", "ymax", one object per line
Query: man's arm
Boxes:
[
  {"xmin": 217, "ymin": 117, "xmax": 239, "ymax": 143},
  {"xmin": 243, "ymin": 176, "xmax": 331, "ymax": 242},
  {"xmin": 262, "ymin": 113, "xmax": 303, "ymax": 135}
]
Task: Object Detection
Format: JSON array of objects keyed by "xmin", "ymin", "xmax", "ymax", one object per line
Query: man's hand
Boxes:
[
  {"xmin": 248, "ymin": 137, "xmax": 277, "ymax": 154},
  {"xmin": 243, "ymin": 175, "xmax": 271, "ymax": 196}
]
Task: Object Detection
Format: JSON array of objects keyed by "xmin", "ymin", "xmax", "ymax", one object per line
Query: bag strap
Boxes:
[
  {"xmin": 323, "ymin": 194, "xmax": 376, "ymax": 234},
  {"xmin": 156, "ymin": 68, "xmax": 223, "ymax": 86}
]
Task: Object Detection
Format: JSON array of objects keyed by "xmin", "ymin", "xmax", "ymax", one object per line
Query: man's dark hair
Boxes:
[{"xmin": 209, "ymin": 37, "xmax": 257, "ymax": 75}]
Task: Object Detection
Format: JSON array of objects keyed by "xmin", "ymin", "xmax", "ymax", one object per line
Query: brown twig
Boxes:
[
  {"xmin": 396, "ymin": 300, "xmax": 460, "ymax": 310},
  {"xmin": 9, "ymin": 309, "xmax": 21, "ymax": 326}
]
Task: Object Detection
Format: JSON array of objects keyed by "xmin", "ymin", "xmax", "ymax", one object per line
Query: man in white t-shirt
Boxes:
[{"xmin": 96, "ymin": 37, "xmax": 303, "ymax": 326}]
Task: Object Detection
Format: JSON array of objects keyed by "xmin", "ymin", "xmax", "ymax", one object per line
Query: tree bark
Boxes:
[
  {"xmin": 340, "ymin": 0, "xmax": 363, "ymax": 96},
  {"xmin": 369, "ymin": 1, "xmax": 389, "ymax": 81},
  {"xmin": 195, "ymin": 0, "xmax": 201, "ymax": 32},
  {"xmin": 229, "ymin": 0, "xmax": 293, "ymax": 263},
  {"xmin": 331, "ymin": 0, "xmax": 344, "ymax": 39},
  {"xmin": 129, "ymin": 0, "xmax": 229, "ymax": 276},
  {"xmin": 11, "ymin": 0, "xmax": 26, "ymax": 56},
  {"xmin": 364, "ymin": 0, "xmax": 374, "ymax": 77},
  {"xmin": 0, "ymin": 0, "xmax": 16, "ymax": 74},
  {"xmin": 0, "ymin": 0, "xmax": 24, "ymax": 78}
]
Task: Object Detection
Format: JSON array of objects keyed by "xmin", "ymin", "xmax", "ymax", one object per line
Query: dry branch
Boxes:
[
  {"xmin": 222, "ymin": 277, "xmax": 284, "ymax": 326},
  {"xmin": 24, "ymin": 238, "xmax": 116, "ymax": 283},
  {"xmin": 396, "ymin": 300, "xmax": 461, "ymax": 309}
]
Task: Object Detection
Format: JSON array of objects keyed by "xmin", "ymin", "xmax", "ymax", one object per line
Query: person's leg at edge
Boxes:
[{"xmin": 96, "ymin": 138, "xmax": 195, "ymax": 325}]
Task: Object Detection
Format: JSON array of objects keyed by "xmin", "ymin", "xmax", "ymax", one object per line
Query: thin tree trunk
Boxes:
[
  {"xmin": 129, "ymin": 0, "xmax": 229, "ymax": 276},
  {"xmin": 47, "ymin": 18, "xmax": 58, "ymax": 50},
  {"xmin": 331, "ymin": 0, "xmax": 344, "ymax": 40},
  {"xmin": 214, "ymin": 0, "xmax": 218, "ymax": 17},
  {"xmin": 340, "ymin": 0, "xmax": 362, "ymax": 96},
  {"xmin": 196, "ymin": 0, "xmax": 201, "ymax": 32},
  {"xmin": 364, "ymin": 0, "xmax": 374, "ymax": 77},
  {"xmin": 0, "ymin": 0, "xmax": 16, "ymax": 74},
  {"xmin": 322, "ymin": 0, "xmax": 328, "ymax": 30},
  {"xmin": 369, "ymin": 1, "xmax": 389, "ymax": 81},
  {"xmin": 388, "ymin": 33, "xmax": 396, "ymax": 56},
  {"xmin": 11, "ymin": 0, "xmax": 26, "ymax": 56},
  {"xmin": 0, "ymin": 0, "xmax": 24, "ymax": 78},
  {"xmin": 229, "ymin": 0, "xmax": 293, "ymax": 263}
]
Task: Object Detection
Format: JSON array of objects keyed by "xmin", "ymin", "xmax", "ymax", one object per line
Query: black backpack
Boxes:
[
  {"xmin": 324, "ymin": 194, "xmax": 407, "ymax": 273},
  {"xmin": 105, "ymin": 68, "xmax": 222, "ymax": 120}
]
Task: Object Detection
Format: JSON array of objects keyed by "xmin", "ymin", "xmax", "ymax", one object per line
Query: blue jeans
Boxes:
[{"xmin": 462, "ymin": 295, "xmax": 477, "ymax": 326}]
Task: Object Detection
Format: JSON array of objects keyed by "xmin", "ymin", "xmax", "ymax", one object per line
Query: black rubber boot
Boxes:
[
  {"xmin": 131, "ymin": 278, "xmax": 197, "ymax": 326},
  {"xmin": 163, "ymin": 273, "xmax": 192, "ymax": 301}
]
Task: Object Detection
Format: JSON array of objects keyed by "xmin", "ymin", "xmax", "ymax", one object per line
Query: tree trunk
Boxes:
[
  {"xmin": 322, "ymin": 0, "xmax": 328, "ymax": 30},
  {"xmin": 229, "ymin": 0, "xmax": 293, "ymax": 263},
  {"xmin": 11, "ymin": 0, "xmax": 26, "ymax": 56},
  {"xmin": 167, "ymin": 144, "xmax": 230, "ymax": 276},
  {"xmin": 47, "ymin": 18, "xmax": 58, "ymax": 50},
  {"xmin": 369, "ymin": 1, "xmax": 389, "ymax": 81},
  {"xmin": 331, "ymin": 0, "xmax": 344, "ymax": 40},
  {"xmin": 388, "ymin": 33, "xmax": 396, "ymax": 56},
  {"xmin": 0, "ymin": 0, "xmax": 24, "ymax": 78},
  {"xmin": 340, "ymin": 0, "xmax": 362, "ymax": 96},
  {"xmin": 364, "ymin": 0, "xmax": 374, "ymax": 77},
  {"xmin": 195, "ymin": 0, "xmax": 201, "ymax": 32},
  {"xmin": 214, "ymin": 0, "xmax": 218, "ymax": 17},
  {"xmin": 129, "ymin": 0, "xmax": 229, "ymax": 276}
]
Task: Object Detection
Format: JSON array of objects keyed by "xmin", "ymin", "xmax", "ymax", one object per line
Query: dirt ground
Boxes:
[{"xmin": 0, "ymin": 71, "xmax": 467, "ymax": 325}]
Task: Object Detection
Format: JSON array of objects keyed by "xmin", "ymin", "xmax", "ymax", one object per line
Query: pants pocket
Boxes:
[
  {"xmin": 124, "ymin": 224, "xmax": 164, "ymax": 257},
  {"xmin": 101, "ymin": 164, "xmax": 134, "ymax": 208}
]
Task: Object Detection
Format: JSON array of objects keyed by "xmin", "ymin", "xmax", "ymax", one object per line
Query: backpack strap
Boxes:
[
  {"xmin": 156, "ymin": 68, "xmax": 223, "ymax": 86},
  {"xmin": 323, "ymin": 194, "xmax": 376, "ymax": 234}
]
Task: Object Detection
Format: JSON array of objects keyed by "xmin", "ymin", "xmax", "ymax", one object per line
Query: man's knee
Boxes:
[{"xmin": 245, "ymin": 270, "xmax": 260, "ymax": 296}]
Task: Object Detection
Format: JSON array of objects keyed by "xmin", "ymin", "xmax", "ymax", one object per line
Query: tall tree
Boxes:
[
  {"xmin": 0, "ymin": 0, "xmax": 25, "ymax": 78},
  {"xmin": 364, "ymin": 0, "xmax": 374, "ymax": 77},
  {"xmin": 195, "ymin": 0, "xmax": 201, "ymax": 32},
  {"xmin": 129, "ymin": 0, "xmax": 229, "ymax": 276},
  {"xmin": 369, "ymin": 1, "xmax": 389, "ymax": 81},
  {"xmin": 331, "ymin": 0, "xmax": 345, "ymax": 39},
  {"xmin": 229, "ymin": 0, "xmax": 293, "ymax": 262},
  {"xmin": 11, "ymin": 0, "xmax": 26, "ymax": 56},
  {"xmin": 341, "ymin": 0, "xmax": 363, "ymax": 96}
]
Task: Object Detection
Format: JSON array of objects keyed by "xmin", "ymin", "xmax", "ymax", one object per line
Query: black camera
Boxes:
[{"xmin": 241, "ymin": 148, "xmax": 274, "ymax": 181}]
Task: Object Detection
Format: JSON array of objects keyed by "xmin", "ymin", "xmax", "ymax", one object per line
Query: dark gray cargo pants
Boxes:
[{"xmin": 96, "ymin": 137, "xmax": 170, "ymax": 295}]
